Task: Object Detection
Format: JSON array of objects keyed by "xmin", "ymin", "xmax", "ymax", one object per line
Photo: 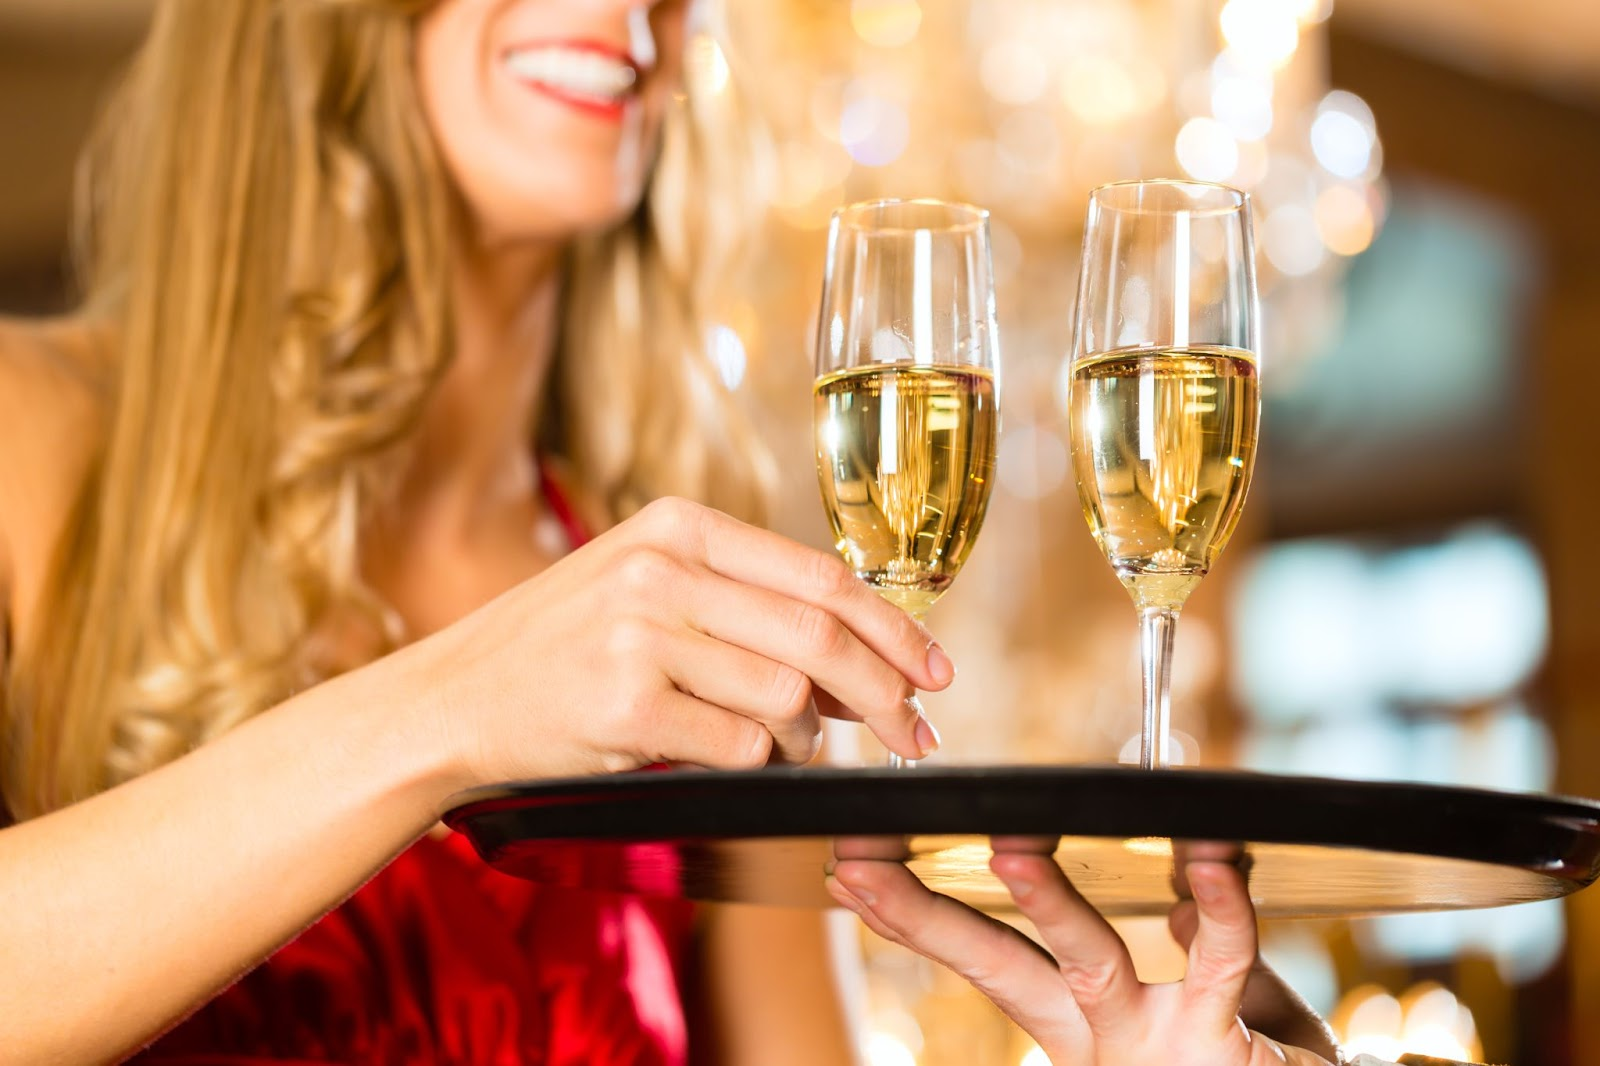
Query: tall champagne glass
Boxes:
[
  {"xmin": 813, "ymin": 199, "xmax": 1001, "ymax": 768},
  {"xmin": 1067, "ymin": 180, "xmax": 1261, "ymax": 770}
]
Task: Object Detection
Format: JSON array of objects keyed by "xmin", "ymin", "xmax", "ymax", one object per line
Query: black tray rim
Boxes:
[{"xmin": 442, "ymin": 765, "xmax": 1600, "ymax": 885}]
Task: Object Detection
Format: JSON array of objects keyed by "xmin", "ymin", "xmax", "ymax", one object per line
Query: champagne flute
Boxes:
[
  {"xmin": 813, "ymin": 199, "xmax": 1001, "ymax": 768},
  {"xmin": 1067, "ymin": 180, "xmax": 1261, "ymax": 770}
]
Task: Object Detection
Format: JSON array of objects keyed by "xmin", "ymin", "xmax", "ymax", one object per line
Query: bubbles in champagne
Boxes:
[
  {"xmin": 815, "ymin": 364, "xmax": 999, "ymax": 617},
  {"xmin": 1069, "ymin": 346, "xmax": 1260, "ymax": 610}
]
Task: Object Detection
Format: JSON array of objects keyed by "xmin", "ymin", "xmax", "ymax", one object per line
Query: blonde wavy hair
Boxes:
[{"xmin": 3, "ymin": 0, "xmax": 772, "ymax": 820}]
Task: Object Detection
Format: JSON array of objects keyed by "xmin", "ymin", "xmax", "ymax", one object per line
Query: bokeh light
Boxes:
[
  {"xmin": 997, "ymin": 109, "xmax": 1061, "ymax": 174},
  {"xmin": 996, "ymin": 424, "xmax": 1069, "ymax": 500},
  {"xmin": 1340, "ymin": 988, "xmax": 1406, "ymax": 1061},
  {"xmin": 1335, "ymin": 984, "xmax": 1482, "ymax": 1062},
  {"xmin": 1312, "ymin": 90, "xmax": 1380, "ymax": 179},
  {"xmin": 1262, "ymin": 203, "xmax": 1326, "ymax": 276},
  {"xmin": 687, "ymin": 35, "xmax": 730, "ymax": 96},
  {"xmin": 862, "ymin": 1031, "xmax": 917, "ymax": 1066},
  {"xmin": 1062, "ymin": 55, "xmax": 1142, "ymax": 125},
  {"xmin": 1315, "ymin": 184, "xmax": 1377, "ymax": 255},
  {"xmin": 808, "ymin": 76, "xmax": 849, "ymax": 144},
  {"xmin": 850, "ymin": 0, "xmax": 923, "ymax": 48},
  {"xmin": 1312, "ymin": 110, "xmax": 1373, "ymax": 178},
  {"xmin": 771, "ymin": 140, "xmax": 852, "ymax": 211},
  {"xmin": 1219, "ymin": 0, "xmax": 1300, "ymax": 70},
  {"xmin": 980, "ymin": 39, "xmax": 1049, "ymax": 105},
  {"xmin": 707, "ymin": 325, "xmax": 747, "ymax": 390},
  {"xmin": 1175, "ymin": 116, "xmax": 1240, "ymax": 182},
  {"xmin": 840, "ymin": 92, "xmax": 912, "ymax": 167},
  {"xmin": 1211, "ymin": 70, "xmax": 1274, "ymax": 141},
  {"xmin": 1232, "ymin": 138, "xmax": 1270, "ymax": 189}
]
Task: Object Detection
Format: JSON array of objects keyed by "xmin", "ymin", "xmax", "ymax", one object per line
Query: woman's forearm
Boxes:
[
  {"xmin": 0, "ymin": 661, "xmax": 454, "ymax": 1063},
  {"xmin": 0, "ymin": 498, "xmax": 955, "ymax": 1062}
]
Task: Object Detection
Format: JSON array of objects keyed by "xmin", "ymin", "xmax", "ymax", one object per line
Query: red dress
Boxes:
[{"xmin": 135, "ymin": 472, "xmax": 695, "ymax": 1065}]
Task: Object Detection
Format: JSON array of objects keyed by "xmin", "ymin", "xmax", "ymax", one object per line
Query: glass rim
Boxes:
[
  {"xmin": 830, "ymin": 197, "xmax": 990, "ymax": 235},
  {"xmin": 1089, "ymin": 178, "xmax": 1249, "ymax": 217}
]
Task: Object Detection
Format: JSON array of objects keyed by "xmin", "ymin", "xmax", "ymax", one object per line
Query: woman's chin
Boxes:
[{"xmin": 466, "ymin": 189, "xmax": 646, "ymax": 249}]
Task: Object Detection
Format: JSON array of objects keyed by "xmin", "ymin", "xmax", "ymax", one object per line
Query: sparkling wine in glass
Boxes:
[
  {"xmin": 813, "ymin": 199, "xmax": 1001, "ymax": 767},
  {"xmin": 1067, "ymin": 180, "xmax": 1261, "ymax": 770}
]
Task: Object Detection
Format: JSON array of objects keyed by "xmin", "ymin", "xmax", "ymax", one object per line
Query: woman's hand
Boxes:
[
  {"xmin": 396, "ymin": 496, "xmax": 951, "ymax": 793},
  {"xmin": 826, "ymin": 840, "xmax": 1339, "ymax": 1066}
]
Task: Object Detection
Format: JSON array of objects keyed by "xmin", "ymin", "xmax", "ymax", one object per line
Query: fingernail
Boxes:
[
  {"xmin": 914, "ymin": 713, "xmax": 941, "ymax": 758},
  {"xmin": 995, "ymin": 868, "xmax": 1034, "ymax": 899},
  {"xmin": 926, "ymin": 642, "xmax": 956, "ymax": 686},
  {"xmin": 1192, "ymin": 872, "xmax": 1224, "ymax": 905}
]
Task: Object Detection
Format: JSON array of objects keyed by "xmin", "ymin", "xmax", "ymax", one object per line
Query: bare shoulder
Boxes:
[{"xmin": 0, "ymin": 316, "xmax": 108, "ymax": 627}]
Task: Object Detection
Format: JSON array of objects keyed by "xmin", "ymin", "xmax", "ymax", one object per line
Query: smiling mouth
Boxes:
[{"xmin": 503, "ymin": 44, "xmax": 641, "ymax": 118}]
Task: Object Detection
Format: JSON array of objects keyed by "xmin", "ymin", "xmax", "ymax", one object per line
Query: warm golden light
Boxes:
[
  {"xmin": 851, "ymin": 0, "xmax": 923, "ymax": 48},
  {"xmin": 981, "ymin": 40, "xmax": 1050, "ymax": 105},
  {"xmin": 1122, "ymin": 836, "xmax": 1174, "ymax": 857},
  {"xmin": 1219, "ymin": 0, "xmax": 1301, "ymax": 70},
  {"xmin": 687, "ymin": 34, "xmax": 729, "ymax": 96},
  {"xmin": 1062, "ymin": 56, "xmax": 1142, "ymax": 125},
  {"xmin": 771, "ymin": 141, "xmax": 851, "ymax": 212},
  {"xmin": 936, "ymin": 842, "xmax": 999, "ymax": 871},
  {"xmin": 1315, "ymin": 185, "xmax": 1377, "ymax": 256},
  {"xmin": 1286, "ymin": 0, "xmax": 1325, "ymax": 22},
  {"xmin": 1232, "ymin": 139, "xmax": 1270, "ymax": 188},
  {"xmin": 864, "ymin": 1031, "xmax": 918, "ymax": 1066},
  {"xmin": 1262, "ymin": 204, "xmax": 1326, "ymax": 277},
  {"xmin": 1334, "ymin": 982, "xmax": 1482, "ymax": 1062},
  {"xmin": 1175, "ymin": 116, "xmax": 1240, "ymax": 183}
]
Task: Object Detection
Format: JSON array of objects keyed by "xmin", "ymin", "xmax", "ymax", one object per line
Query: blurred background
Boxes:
[{"xmin": 2, "ymin": 0, "xmax": 1597, "ymax": 1062}]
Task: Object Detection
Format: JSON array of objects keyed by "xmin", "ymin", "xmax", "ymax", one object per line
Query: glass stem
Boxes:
[
  {"xmin": 1138, "ymin": 606, "xmax": 1179, "ymax": 770},
  {"xmin": 887, "ymin": 606, "xmax": 931, "ymax": 770}
]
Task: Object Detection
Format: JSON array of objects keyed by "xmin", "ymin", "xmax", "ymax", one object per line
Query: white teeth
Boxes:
[{"xmin": 503, "ymin": 48, "xmax": 638, "ymax": 102}]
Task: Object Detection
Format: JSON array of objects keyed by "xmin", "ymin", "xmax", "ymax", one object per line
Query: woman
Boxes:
[
  {"xmin": 0, "ymin": 1, "xmax": 1362, "ymax": 1063},
  {"xmin": 0, "ymin": 0, "xmax": 942, "ymax": 1061}
]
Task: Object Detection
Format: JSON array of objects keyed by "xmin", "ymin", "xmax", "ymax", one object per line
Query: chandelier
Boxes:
[{"xmin": 717, "ymin": 0, "xmax": 1384, "ymax": 374}]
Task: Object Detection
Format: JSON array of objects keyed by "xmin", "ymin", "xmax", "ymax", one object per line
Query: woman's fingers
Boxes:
[
  {"xmin": 1181, "ymin": 861, "xmax": 1260, "ymax": 1034},
  {"xmin": 828, "ymin": 859, "xmax": 1086, "ymax": 1052},
  {"xmin": 989, "ymin": 851, "xmax": 1147, "ymax": 1044},
  {"xmin": 824, "ymin": 873, "xmax": 911, "ymax": 947},
  {"xmin": 646, "ymin": 500, "xmax": 954, "ymax": 693},
  {"xmin": 658, "ymin": 627, "xmax": 822, "ymax": 764},
  {"xmin": 627, "ymin": 689, "xmax": 776, "ymax": 770},
  {"xmin": 610, "ymin": 501, "xmax": 950, "ymax": 761},
  {"xmin": 680, "ymin": 568, "xmax": 933, "ymax": 762}
]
